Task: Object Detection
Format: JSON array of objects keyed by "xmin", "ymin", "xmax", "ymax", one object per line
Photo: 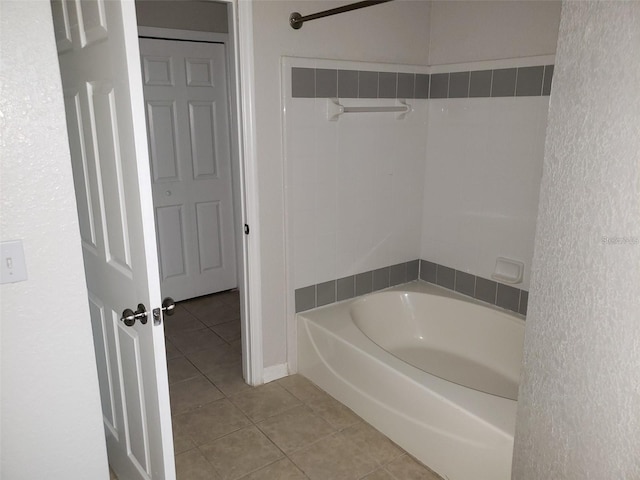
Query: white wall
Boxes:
[
  {"xmin": 251, "ymin": 0, "xmax": 431, "ymax": 368},
  {"xmin": 513, "ymin": 2, "xmax": 640, "ymax": 478},
  {"xmin": 429, "ymin": 1, "xmax": 561, "ymax": 65},
  {"xmin": 0, "ymin": 2, "xmax": 108, "ymax": 478},
  {"xmin": 135, "ymin": 0, "xmax": 228, "ymax": 33}
]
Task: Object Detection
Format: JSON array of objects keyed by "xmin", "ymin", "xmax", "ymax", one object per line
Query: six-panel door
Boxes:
[
  {"xmin": 140, "ymin": 38, "xmax": 238, "ymax": 302},
  {"xmin": 52, "ymin": 1, "xmax": 175, "ymax": 478}
]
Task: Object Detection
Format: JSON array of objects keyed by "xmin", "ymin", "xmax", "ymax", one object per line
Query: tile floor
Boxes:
[{"xmin": 116, "ymin": 290, "xmax": 443, "ymax": 480}]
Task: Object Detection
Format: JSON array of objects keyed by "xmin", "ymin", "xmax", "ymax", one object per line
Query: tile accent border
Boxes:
[
  {"xmin": 294, "ymin": 259, "xmax": 528, "ymax": 316},
  {"xmin": 295, "ymin": 260, "xmax": 420, "ymax": 313},
  {"xmin": 291, "ymin": 65, "xmax": 554, "ymax": 100},
  {"xmin": 419, "ymin": 260, "xmax": 528, "ymax": 316}
]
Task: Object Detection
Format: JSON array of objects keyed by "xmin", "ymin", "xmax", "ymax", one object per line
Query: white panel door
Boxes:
[
  {"xmin": 52, "ymin": 1, "xmax": 174, "ymax": 479},
  {"xmin": 140, "ymin": 38, "xmax": 237, "ymax": 302}
]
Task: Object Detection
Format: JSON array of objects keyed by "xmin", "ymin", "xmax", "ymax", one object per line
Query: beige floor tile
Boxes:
[
  {"xmin": 173, "ymin": 398, "xmax": 251, "ymax": 446},
  {"xmin": 257, "ymin": 405, "xmax": 336, "ymax": 454},
  {"xmin": 199, "ymin": 426, "xmax": 283, "ymax": 480},
  {"xmin": 165, "ymin": 338, "xmax": 183, "ymax": 360},
  {"xmin": 277, "ymin": 374, "xmax": 327, "ymax": 403},
  {"xmin": 340, "ymin": 422, "xmax": 404, "ymax": 466},
  {"xmin": 169, "ymin": 327, "xmax": 226, "ymax": 355},
  {"xmin": 239, "ymin": 458, "xmax": 308, "ymax": 480},
  {"xmin": 183, "ymin": 297, "xmax": 233, "ymax": 323},
  {"xmin": 305, "ymin": 391, "xmax": 361, "ymax": 430},
  {"xmin": 230, "ymin": 382, "xmax": 302, "ymax": 422},
  {"xmin": 204, "ymin": 363, "xmax": 251, "ymax": 397},
  {"xmin": 186, "ymin": 345, "xmax": 241, "ymax": 374},
  {"xmin": 199, "ymin": 303, "xmax": 241, "ymax": 327},
  {"xmin": 182, "ymin": 292, "xmax": 229, "ymax": 312},
  {"xmin": 218, "ymin": 290, "xmax": 240, "ymax": 305},
  {"xmin": 384, "ymin": 455, "xmax": 443, "ymax": 480},
  {"xmin": 175, "ymin": 448, "xmax": 221, "ymax": 480},
  {"xmin": 164, "ymin": 306, "xmax": 207, "ymax": 337},
  {"xmin": 167, "ymin": 357, "xmax": 201, "ymax": 385},
  {"xmin": 211, "ymin": 320, "xmax": 242, "ymax": 342},
  {"xmin": 229, "ymin": 338, "xmax": 243, "ymax": 354},
  {"xmin": 361, "ymin": 469, "xmax": 395, "ymax": 480},
  {"xmin": 173, "ymin": 423, "xmax": 197, "ymax": 454},
  {"xmin": 170, "ymin": 376, "xmax": 224, "ymax": 415},
  {"xmin": 289, "ymin": 432, "xmax": 378, "ymax": 480}
]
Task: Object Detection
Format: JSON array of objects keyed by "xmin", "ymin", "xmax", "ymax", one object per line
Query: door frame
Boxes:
[
  {"xmin": 136, "ymin": 0, "xmax": 264, "ymax": 386},
  {"xmin": 228, "ymin": 0, "xmax": 263, "ymax": 386}
]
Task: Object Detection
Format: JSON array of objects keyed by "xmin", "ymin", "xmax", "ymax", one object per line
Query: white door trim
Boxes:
[
  {"xmin": 232, "ymin": 0, "xmax": 263, "ymax": 386},
  {"xmin": 137, "ymin": 1, "xmax": 264, "ymax": 386}
]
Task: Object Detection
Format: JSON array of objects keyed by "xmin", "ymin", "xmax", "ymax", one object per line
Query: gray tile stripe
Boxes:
[
  {"xmin": 295, "ymin": 258, "xmax": 527, "ymax": 316},
  {"xmin": 292, "ymin": 65, "xmax": 553, "ymax": 99},
  {"xmin": 295, "ymin": 260, "xmax": 419, "ymax": 313},
  {"xmin": 420, "ymin": 260, "xmax": 528, "ymax": 316}
]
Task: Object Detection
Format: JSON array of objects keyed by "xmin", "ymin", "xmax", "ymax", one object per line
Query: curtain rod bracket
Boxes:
[{"xmin": 290, "ymin": 12, "xmax": 303, "ymax": 30}]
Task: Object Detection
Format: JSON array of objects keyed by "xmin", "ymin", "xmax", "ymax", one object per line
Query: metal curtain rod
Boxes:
[{"xmin": 289, "ymin": 0, "xmax": 394, "ymax": 30}]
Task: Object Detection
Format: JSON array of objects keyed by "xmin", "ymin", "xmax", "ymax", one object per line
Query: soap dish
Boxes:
[{"xmin": 491, "ymin": 257, "xmax": 524, "ymax": 284}]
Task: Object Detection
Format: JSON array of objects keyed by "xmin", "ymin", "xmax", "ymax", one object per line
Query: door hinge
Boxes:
[{"xmin": 244, "ymin": 224, "xmax": 250, "ymax": 235}]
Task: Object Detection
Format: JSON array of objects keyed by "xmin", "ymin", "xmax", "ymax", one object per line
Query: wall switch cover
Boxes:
[{"xmin": 1, "ymin": 240, "xmax": 28, "ymax": 284}]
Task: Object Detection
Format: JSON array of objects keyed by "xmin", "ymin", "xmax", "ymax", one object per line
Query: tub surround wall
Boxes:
[
  {"xmin": 288, "ymin": 56, "xmax": 549, "ymax": 315},
  {"xmin": 421, "ymin": 56, "xmax": 553, "ymax": 292}
]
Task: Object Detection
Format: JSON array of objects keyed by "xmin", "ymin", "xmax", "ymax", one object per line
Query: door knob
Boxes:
[
  {"xmin": 161, "ymin": 297, "xmax": 175, "ymax": 316},
  {"xmin": 120, "ymin": 303, "xmax": 148, "ymax": 327}
]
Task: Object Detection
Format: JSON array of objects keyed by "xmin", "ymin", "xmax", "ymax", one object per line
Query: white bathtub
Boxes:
[{"xmin": 297, "ymin": 281, "xmax": 525, "ymax": 480}]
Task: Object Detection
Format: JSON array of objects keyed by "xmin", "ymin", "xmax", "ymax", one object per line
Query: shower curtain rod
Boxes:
[{"xmin": 289, "ymin": 0, "xmax": 394, "ymax": 30}]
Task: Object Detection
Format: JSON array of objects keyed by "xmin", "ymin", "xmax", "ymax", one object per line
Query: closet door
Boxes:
[{"xmin": 140, "ymin": 38, "xmax": 238, "ymax": 302}]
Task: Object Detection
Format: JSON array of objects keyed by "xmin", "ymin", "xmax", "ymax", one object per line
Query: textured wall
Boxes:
[
  {"xmin": 513, "ymin": 2, "xmax": 640, "ymax": 479},
  {"xmin": 0, "ymin": 2, "xmax": 108, "ymax": 478},
  {"xmin": 251, "ymin": 0, "xmax": 432, "ymax": 367}
]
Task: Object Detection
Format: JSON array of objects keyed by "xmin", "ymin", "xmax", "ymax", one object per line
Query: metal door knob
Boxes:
[
  {"xmin": 120, "ymin": 303, "xmax": 148, "ymax": 326},
  {"xmin": 161, "ymin": 297, "xmax": 175, "ymax": 316}
]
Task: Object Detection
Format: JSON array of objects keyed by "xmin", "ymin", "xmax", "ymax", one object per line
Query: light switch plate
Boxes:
[{"xmin": 1, "ymin": 240, "xmax": 28, "ymax": 284}]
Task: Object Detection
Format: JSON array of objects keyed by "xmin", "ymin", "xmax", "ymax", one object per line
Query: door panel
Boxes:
[
  {"xmin": 196, "ymin": 201, "xmax": 223, "ymax": 271},
  {"xmin": 157, "ymin": 205, "xmax": 187, "ymax": 280},
  {"xmin": 54, "ymin": 1, "xmax": 174, "ymax": 479},
  {"xmin": 189, "ymin": 102, "xmax": 219, "ymax": 178},
  {"xmin": 147, "ymin": 101, "xmax": 180, "ymax": 181},
  {"xmin": 140, "ymin": 38, "xmax": 237, "ymax": 301}
]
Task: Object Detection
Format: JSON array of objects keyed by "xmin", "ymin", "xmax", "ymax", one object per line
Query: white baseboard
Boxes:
[{"xmin": 262, "ymin": 363, "xmax": 289, "ymax": 383}]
